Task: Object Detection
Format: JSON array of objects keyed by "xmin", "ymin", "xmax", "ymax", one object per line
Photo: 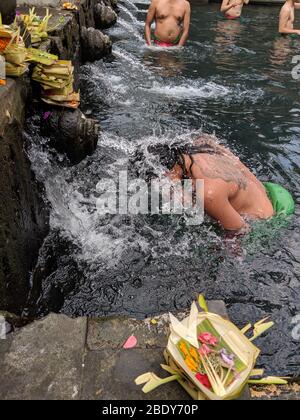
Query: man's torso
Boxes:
[
  {"xmin": 225, "ymin": 0, "xmax": 244, "ymax": 18},
  {"xmin": 154, "ymin": 0, "xmax": 187, "ymax": 43},
  {"xmin": 281, "ymin": 3, "xmax": 295, "ymax": 29}
]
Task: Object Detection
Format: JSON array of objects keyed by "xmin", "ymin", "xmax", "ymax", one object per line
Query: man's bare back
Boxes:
[
  {"xmin": 279, "ymin": 0, "xmax": 300, "ymax": 35},
  {"xmin": 168, "ymin": 137, "xmax": 274, "ymax": 231},
  {"xmin": 220, "ymin": 0, "xmax": 248, "ymax": 19},
  {"xmin": 145, "ymin": 0, "xmax": 191, "ymax": 47}
]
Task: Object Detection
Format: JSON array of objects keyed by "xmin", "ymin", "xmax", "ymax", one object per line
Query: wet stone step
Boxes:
[
  {"xmin": 0, "ymin": 314, "xmax": 87, "ymax": 400},
  {"xmin": 87, "ymin": 300, "xmax": 228, "ymax": 351}
]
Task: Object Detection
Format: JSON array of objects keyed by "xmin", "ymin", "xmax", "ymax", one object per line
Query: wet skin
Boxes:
[
  {"xmin": 145, "ymin": 0, "xmax": 191, "ymax": 46},
  {"xmin": 220, "ymin": 0, "xmax": 245, "ymax": 18},
  {"xmin": 168, "ymin": 138, "xmax": 274, "ymax": 231},
  {"xmin": 279, "ymin": 0, "xmax": 300, "ymax": 35}
]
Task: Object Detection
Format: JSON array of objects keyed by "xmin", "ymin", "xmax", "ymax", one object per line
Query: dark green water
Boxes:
[{"xmin": 27, "ymin": 2, "xmax": 300, "ymax": 376}]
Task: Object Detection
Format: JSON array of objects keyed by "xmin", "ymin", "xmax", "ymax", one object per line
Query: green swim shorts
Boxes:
[
  {"xmin": 281, "ymin": 33, "xmax": 300, "ymax": 39},
  {"xmin": 264, "ymin": 182, "xmax": 295, "ymax": 216}
]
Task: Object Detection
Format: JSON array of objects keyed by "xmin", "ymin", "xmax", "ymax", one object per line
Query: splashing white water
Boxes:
[
  {"xmin": 117, "ymin": 18, "xmax": 144, "ymax": 41},
  {"xmin": 122, "ymin": 0, "xmax": 140, "ymax": 10},
  {"xmin": 145, "ymin": 80, "xmax": 231, "ymax": 99},
  {"xmin": 118, "ymin": 4, "xmax": 144, "ymax": 27}
]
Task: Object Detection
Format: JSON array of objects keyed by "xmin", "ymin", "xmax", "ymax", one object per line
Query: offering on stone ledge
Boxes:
[{"xmin": 135, "ymin": 295, "xmax": 288, "ymax": 400}]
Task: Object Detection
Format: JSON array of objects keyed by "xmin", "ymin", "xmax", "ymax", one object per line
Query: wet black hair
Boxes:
[
  {"xmin": 148, "ymin": 137, "xmax": 224, "ymax": 171},
  {"xmin": 132, "ymin": 135, "xmax": 224, "ymax": 180},
  {"xmin": 147, "ymin": 143, "xmax": 185, "ymax": 171}
]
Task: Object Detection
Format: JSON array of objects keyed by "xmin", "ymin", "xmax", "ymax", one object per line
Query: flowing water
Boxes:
[{"xmin": 26, "ymin": 2, "xmax": 300, "ymax": 376}]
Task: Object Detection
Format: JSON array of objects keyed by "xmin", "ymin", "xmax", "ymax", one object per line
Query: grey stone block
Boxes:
[
  {"xmin": 0, "ymin": 314, "xmax": 87, "ymax": 400},
  {"xmin": 81, "ymin": 349, "xmax": 191, "ymax": 400}
]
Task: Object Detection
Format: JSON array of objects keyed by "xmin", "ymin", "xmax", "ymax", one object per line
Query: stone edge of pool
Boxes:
[
  {"xmin": 0, "ymin": 302, "xmax": 299, "ymax": 400},
  {"xmin": 0, "ymin": 0, "xmax": 117, "ymax": 314}
]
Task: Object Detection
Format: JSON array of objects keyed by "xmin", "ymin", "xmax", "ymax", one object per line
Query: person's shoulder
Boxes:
[
  {"xmin": 280, "ymin": 2, "xmax": 291, "ymax": 12},
  {"xmin": 184, "ymin": 0, "xmax": 191, "ymax": 10}
]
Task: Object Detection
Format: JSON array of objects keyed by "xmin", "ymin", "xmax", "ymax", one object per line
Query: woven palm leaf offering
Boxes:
[
  {"xmin": 0, "ymin": 14, "xmax": 14, "ymax": 52},
  {"xmin": 19, "ymin": 8, "xmax": 52, "ymax": 44},
  {"xmin": 32, "ymin": 60, "xmax": 80, "ymax": 109},
  {"xmin": 5, "ymin": 61, "xmax": 27, "ymax": 77},
  {"xmin": 26, "ymin": 48, "xmax": 58, "ymax": 66},
  {"xmin": 3, "ymin": 28, "xmax": 26, "ymax": 66},
  {"xmin": 135, "ymin": 296, "xmax": 288, "ymax": 400}
]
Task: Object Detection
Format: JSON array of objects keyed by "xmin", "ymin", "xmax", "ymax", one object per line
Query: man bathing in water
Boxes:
[
  {"xmin": 220, "ymin": 0, "xmax": 249, "ymax": 20},
  {"xmin": 145, "ymin": 0, "xmax": 191, "ymax": 47},
  {"xmin": 279, "ymin": 0, "xmax": 300, "ymax": 35},
  {"xmin": 154, "ymin": 136, "xmax": 274, "ymax": 231}
]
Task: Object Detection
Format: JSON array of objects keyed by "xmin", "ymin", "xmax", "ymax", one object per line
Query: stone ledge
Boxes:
[
  {"xmin": 0, "ymin": 314, "xmax": 87, "ymax": 400},
  {"xmin": 87, "ymin": 300, "xmax": 228, "ymax": 351},
  {"xmin": 0, "ymin": 306, "xmax": 298, "ymax": 400},
  {"xmin": 81, "ymin": 349, "xmax": 192, "ymax": 400}
]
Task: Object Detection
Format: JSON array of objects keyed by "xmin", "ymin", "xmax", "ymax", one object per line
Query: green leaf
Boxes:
[
  {"xmin": 248, "ymin": 376, "xmax": 288, "ymax": 385},
  {"xmin": 240, "ymin": 323, "xmax": 252, "ymax": 334},
  {"xmin": 135, "ymin": 372, "xmax": 179, "ymax": 393},
  {"xmin": 198, "ymin": 294, "xmax": 208, "ymax": 312},
  {"xmin": 249, "ymin": 321, "xmax": 274, "ymax": 342},
  {"xmin": 250, "ymin": 369, "xmax": 264, "ymax": 377}
]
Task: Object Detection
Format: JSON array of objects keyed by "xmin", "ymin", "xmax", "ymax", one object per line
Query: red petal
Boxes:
[
  {"xmin": 195, "ymin": 373, "xmax": 212, "ymax": 389},
  {"xmin": 123, "ymin": 335, "xmax": 138, "ymax": 349}
]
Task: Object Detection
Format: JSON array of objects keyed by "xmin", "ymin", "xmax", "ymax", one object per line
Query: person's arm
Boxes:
[
  {"xmin": 279, "ymin": 8, "xmax": 300, "ymax": 34},
  {"xmin": 294, "ymin": 3, "xmax": 300, "ymax": 9},
  {"xmin": 178, "ymin": 2, "xmax": 191, "ymax": 47},
  {"xmin": 145, "ymin": 0, "xmax": 157, "ymax": 46},
  {"xmin": 204, "ymin": 183, "xmax": 246, "ymax": 231},
  {"xmin": 220, "ymin": 0, "xmax": 242, "ymax": 14}
]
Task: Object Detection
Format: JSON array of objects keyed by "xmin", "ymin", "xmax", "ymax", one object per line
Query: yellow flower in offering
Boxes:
[
  {"xmin": 184, "ymin": 356, "xmax": 198, "ymax": 372},
  {"xmin": 189, "ymin": 347, "xmax": 200, "ymax": 362},
  {"xmin": 179, "ymin": 341, "xmax": 189, "ymax": 357}
]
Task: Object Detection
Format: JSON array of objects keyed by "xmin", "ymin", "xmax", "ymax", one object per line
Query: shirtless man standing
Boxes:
[
  {"xmin": 145, "ymin": 0, "xmax": 191, "ymax": 47},
  {"xmin": 279, "ymin": 0, "xmax": 300, "ymax": 35},
  {"xmin": 220, "ymin": 0, "xmax": 249, "ymax": 20}
]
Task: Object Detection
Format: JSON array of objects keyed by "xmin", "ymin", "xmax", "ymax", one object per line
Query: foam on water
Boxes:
[
  {"xmin": 117, "ymin": 18, "xmax": 144, "ymax": 41},
  {"xmin": 122, "ymin": 0, "xmax": 140, "ymax": 10},
  {"xmin": 145, "ymin": 80, "xmax": 231, "ymax": 99},
  {"xmin": 118, "ymin": 4, "xmax": 144, "ymax": 27}
]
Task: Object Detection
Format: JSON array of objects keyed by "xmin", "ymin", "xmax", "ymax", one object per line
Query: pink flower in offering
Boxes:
[
  {"xmin": 198, "ymin": 332, "xmax": 218, "ymax": 347},
  {"xmin": 198, "ymin": 344, "xmax": 212, "ymax": 356},
  {"xmin": 195, "ymin": 373, "xmax": 212, "ymax": 389}
]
